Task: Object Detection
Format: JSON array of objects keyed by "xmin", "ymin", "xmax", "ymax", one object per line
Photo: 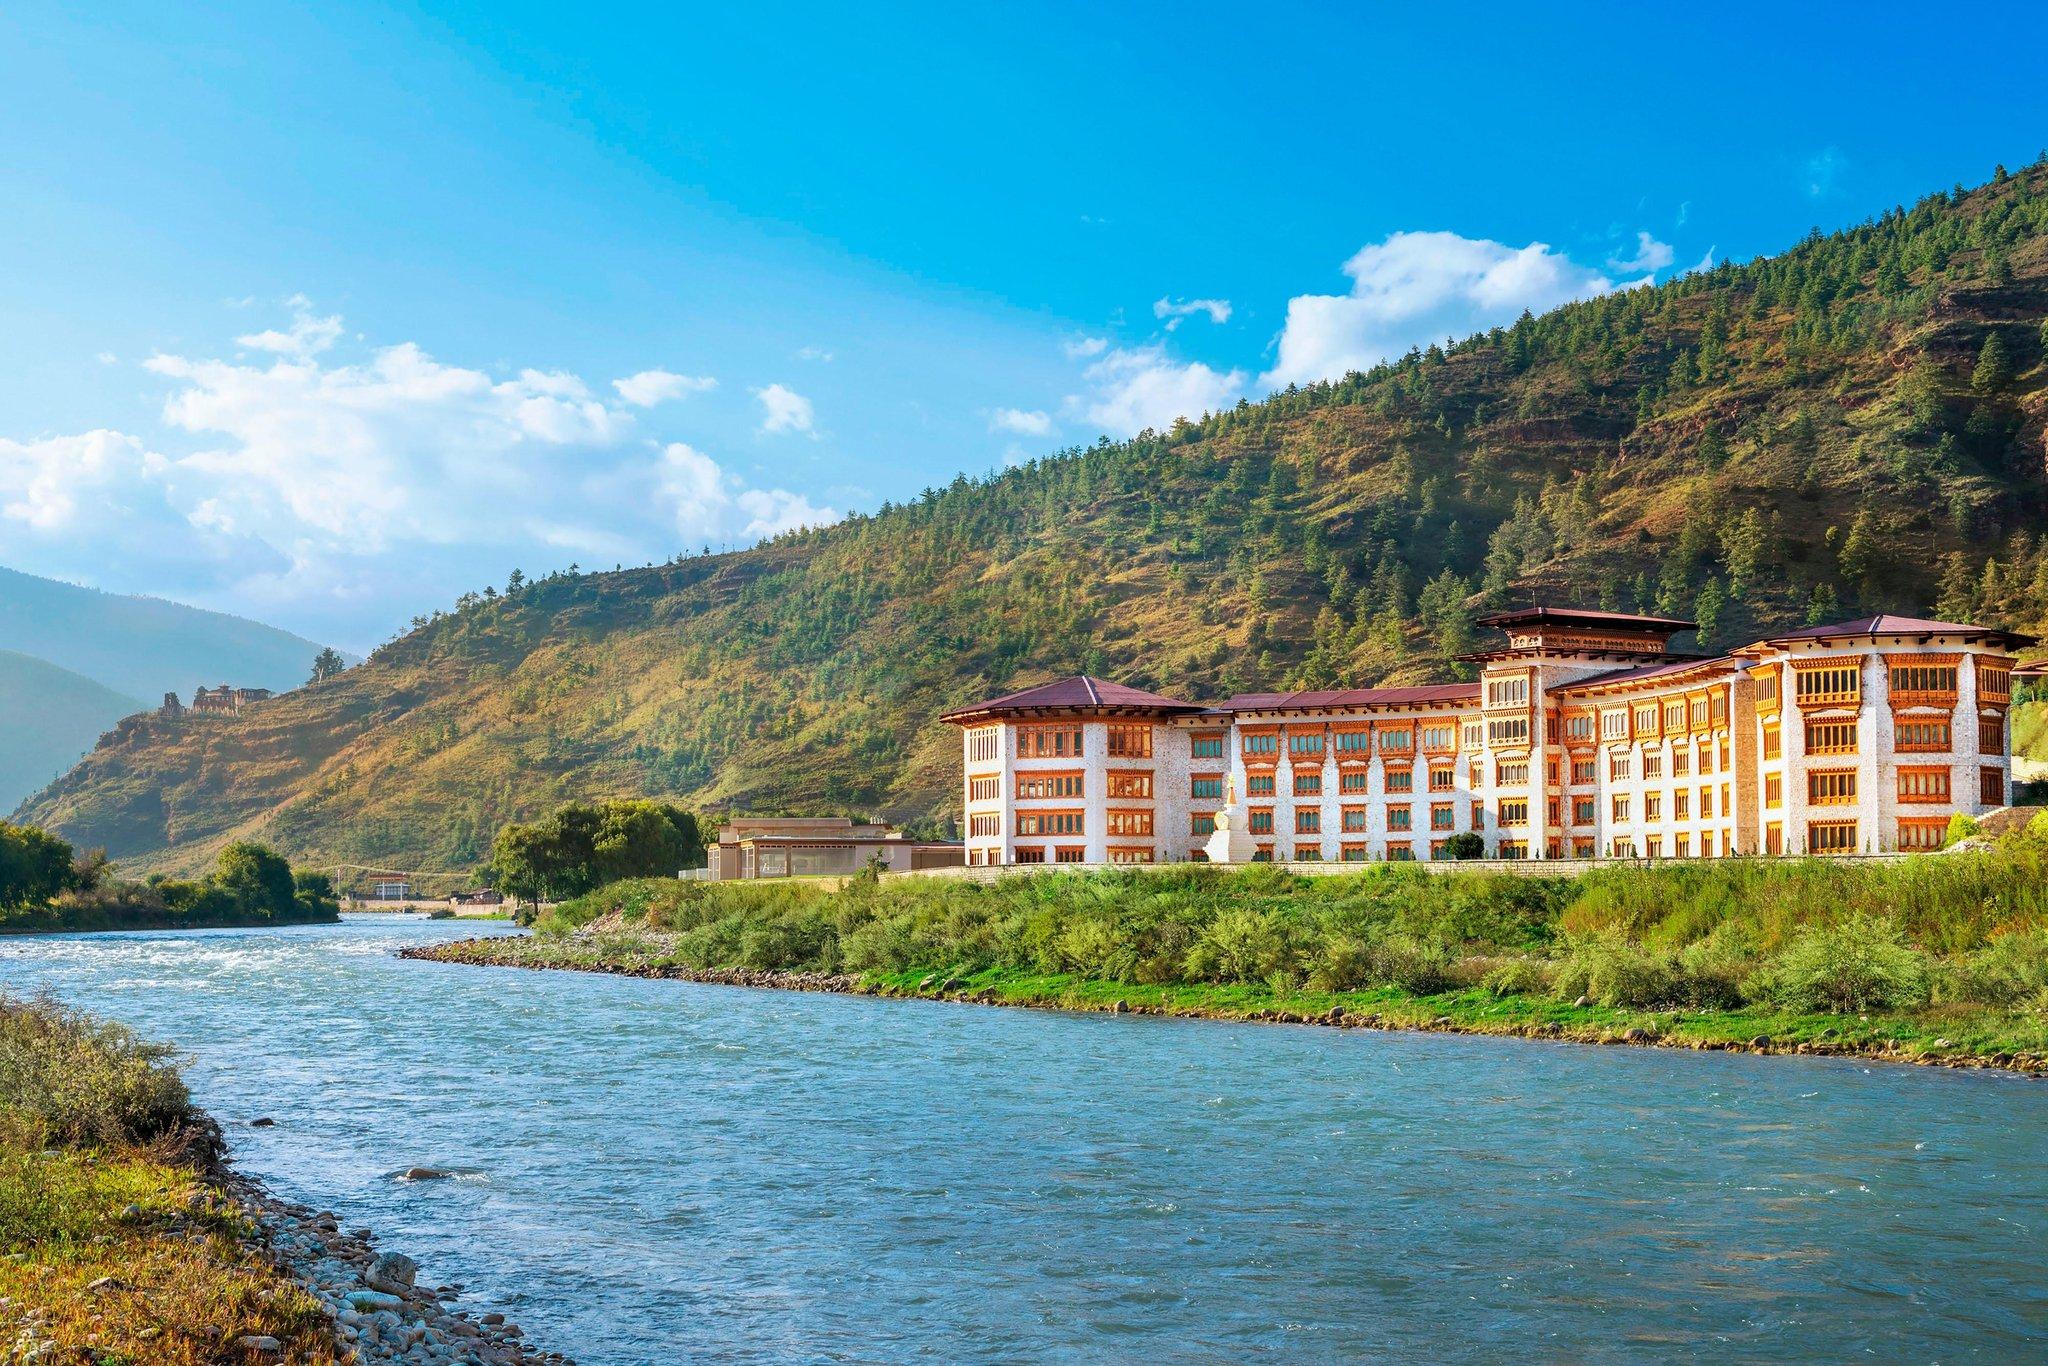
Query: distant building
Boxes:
[
  {"xmin": 942, "ymin": 608, "xmax": 2033, "ymax": 865},
  {"xmin": 369, "ymin": 878, "xmax": 413, "ymax": 900},
  {"xmin": 706, "ymin": 817, "xmax": 962, "ymax": 880},
  {"xmin": 158, "ymin": 692, "xmax": 184, "ymax": 719},
  {"xmin": 187, "ymin": 684, "xmax": 275, "ymax": 716}
]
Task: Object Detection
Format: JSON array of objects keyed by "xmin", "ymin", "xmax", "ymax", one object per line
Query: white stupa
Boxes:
[{"xmin": 1202, "ymin": 775, "xmax": 1258, "ymax": 864}]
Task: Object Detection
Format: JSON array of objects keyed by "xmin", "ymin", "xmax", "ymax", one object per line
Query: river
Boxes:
[{"xmin": 2, "ymin": 914, "xmax": 2043, "ymax": 1361}]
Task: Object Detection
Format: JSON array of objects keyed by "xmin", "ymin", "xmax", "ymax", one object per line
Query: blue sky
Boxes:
[{"xmin": 2, "ymin": 1, "xmax": 2045, "ymax": 651}]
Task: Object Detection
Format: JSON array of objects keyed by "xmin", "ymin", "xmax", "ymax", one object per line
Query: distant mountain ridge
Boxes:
[
  {"xmin": 17, "ymin": 163, "xmax": 2048, "ymax": 875},
  {"xmin": 0, "ymin": 565, "xmax": 355, "ymax": 814}
]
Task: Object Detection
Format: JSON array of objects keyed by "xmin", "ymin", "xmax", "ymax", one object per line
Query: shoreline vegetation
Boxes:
[
  {"xmin": 409, "ymin": 826, "xmax": 2048, "ymax": 1076},
  {"xmin": 0, "ymin": 993, "xmax": 565, "ymax": 1364},
  {"xmin": 0, "ymin": 819, "xmax": 340, "ymax": 936}
]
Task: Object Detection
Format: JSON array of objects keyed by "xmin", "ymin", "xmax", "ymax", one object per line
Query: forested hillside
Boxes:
[{"xmin": 21, "ymin": 164, "xmax": 2048, "ymax": 876}]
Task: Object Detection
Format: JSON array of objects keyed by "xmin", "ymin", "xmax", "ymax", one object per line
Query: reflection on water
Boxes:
[{"xmin": 2, "ymin": 915, "xmax": 2044, "ymax": 1361}]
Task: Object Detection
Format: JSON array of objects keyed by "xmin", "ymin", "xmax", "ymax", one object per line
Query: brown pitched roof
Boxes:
[
  {"xmin": 1748, "ymin": 615, "xmax": 2036, "ymax": 649},
  {"xmin": 1475, "ymin": 605, "xmax": 1697, "ymax": 632},
  {"xmin": 1218, "ymin": 682, "xmax": 1480, "ymax": 713},
  {"xmin": 1552, "ymin": 656, "xmax": 1737, "ymax": 696},
  {"xmin": 939, "ymin": 675, "xmax": 1205, "ymax": 722}
]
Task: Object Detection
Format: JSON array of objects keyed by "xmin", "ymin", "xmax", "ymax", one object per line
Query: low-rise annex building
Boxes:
[{"xmin": 940, "ymin": 608, "xmax": 2032, "ymax": 865}]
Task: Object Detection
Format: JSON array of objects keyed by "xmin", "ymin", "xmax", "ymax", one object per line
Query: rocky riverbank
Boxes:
[
  {"xmin": 224, "ymin": 1170, "xmax": 570, "ymax": 1365},
  {"xmin": 404, "ymin": 935, "xmax": 2048, "ymax": 1078}
]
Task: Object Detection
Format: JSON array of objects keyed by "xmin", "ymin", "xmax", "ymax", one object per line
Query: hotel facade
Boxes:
[{"xmin": 940, "ymin": 608, "xmax": 2030, "ymax": 866}]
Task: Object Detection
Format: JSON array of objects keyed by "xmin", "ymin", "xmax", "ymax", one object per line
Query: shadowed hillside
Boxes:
[
  {"xmin": 0, "ymin": 651, "xmax": 142, "ymax": 811},
  {"xmin": 21, "ymin": 164, "xmax": 2048, "ymax": 875}
]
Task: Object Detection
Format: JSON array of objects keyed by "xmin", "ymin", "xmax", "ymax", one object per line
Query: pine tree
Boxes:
[
  {"xmin": 1804, "ymin": 582, "xmax": 1841, "ymax": 626},
  {"xmin": 1970, "ymin": 332, "xmax": 2014, "ymax": 393}
]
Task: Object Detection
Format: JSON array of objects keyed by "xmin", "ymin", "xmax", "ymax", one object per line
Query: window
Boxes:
[
  {"xmin": 1573, "ymin": 837, "xmax": 1596, "ymax": 857},
  {"xmin": 1634, "ymin": 704, "xmax": 1658, "ymax": 736},
  {"xmin": 1571, "ymin": 757, "xmax": 1596, "ymax": 784},
  {"xmin": 968, "ymin": 814, "xmax": 1000, "ymax": 838},
  {"xmin": 1495, "ymin": 759, "xmax": 1529, "ymax": 786},
  {"xmin": 1293, "ymin": 844, "xmax": 1322, "ymax": 862},
  {"xmin": 1106, "ymin": 809, "xmax": 1154, "ymax": 837},
  {"xmin": 1805, "ymin": 720, "xmax": 1858, "ymax": 755},
  {"xmin": 1108, "ymin": 847, "xmax": 1155, "ymax": 865},
  {"xmin": 1017, "ymin": 811, "xmax": 1084, "ymax": 836},
  {"xmin": 1247, "ymin": 773, "xmax": 1276, "ymax": 797},
  {"xmin": 1611, "ymin": 795, "xmax": 1630, "ymax": 822},
  {"xmin": 1673, "ymin": 747, "xmax": 1692, "ymax": 776},
  {"xmin": 1609, "ymin": 754, "xmax": 1631, "ymax": 782},
  {"xmin": 1572, "ymin": 797, "xmax": 1595, "ymax": 825},
  {"xmin": 1663, "ymin": 701, "xmax": 1686, "ymax": 731},
  {"xmin": 1646, "ymin": 836, "xmax": 1662, "ymax": 858},
  {"xmin": 1251, "ymin": 847, "xmax": 1273, "ymax": 863},
  {"xmin": 1249, "ymin": 809, "xmax": 1274, "ymax": 835},
  {"xmin": 1764, "ymin": 824, "xmax": 1782, "ymax": 856},
  {"xmin": 1720, "ymin": 782, "xmax": 1730, "ymax": 817},
  {"xmin": 1796, "ymin": 663, "xmax": 1861, "ymax": 705},
  {"xmin": 1889, "ymin": 662, "xmax": 1958, "ymax": 697},
  {"xmin": 1980, "ymin": 665, "xmax": 2012, "ymax": 703},
  {"xmin": 1339, "ymin": 770, "xmax": 1369, "ymax": 794},
  {"xmin": 1601, "ymin": 709, "xmax": 1628, "ymax": 740},
  {"xmin": 1566, "ymin": 713, "xmax": 1595, "ymax": 742},
  {"xmin": 1107, "ymin": 771, "xmax": 1153, "ymax": 799},
  {"xmin": 1106, "ymin": 725, "xmax": 1152, "ymax": 758},
  {"xmin": 1386, "ymin": 842, "xmax": 1415, "ymax": 862},
  {"xmin": 1463, "ymin": 721, "xmax": 1485, "ymax": 749},
  {"xmin": 1334, "ymin": 728, "xmax": 1372, "ymax": 756},
  {"xmin": 1711, "ymin": 692, "xmax": 1728, "ymax": 726},
  {"xmin": 1013, "ymin": 845, "xmax": 1046, "ymax": 864},
  {"xmin": 1017, "ymin": 724, "xmax": 1084, "ymax": 759},
  {"xmin": 1498, "ymin": 841, "xmax": 1528, "ymax": 861},
  {"xmin": 1389, "ymin": 806, "xmax": 1413, "ymax": 832},
  {"xmin": 1191, "ymin": 732, "xmax": 1226, "ymax": 759},
  {"xmin": 1807, "ymin": 770, "xmax": 1857, "ymax": 805},
  {"xmin": 1487, "ymin": 716, "xmax": 1530, "ymax": 746},
  {"xmin": 1764, "ymin": 774, "xmax": 1781, "ymax": 809},
  {"xmin": 1674, "ymin": 834, "xmax": 1691, "ymax": 858},
  {"xmin": 1422, "ymin": 723, "xmax": 1458, "ymax": 752},
  {"xmin": 1471, "ymin": 800, "xmax": 1484, "ymax": 829},
  {"xmin": 1242, "ymin": 731, "xmax": 1279, "ymax": 756},
  {"xmin": 1294, "ymin": 771, "xmax": 1323, "ymax": 797},
  {"xmin": 1643, "ymin": 751, "xmax": 1663, "ymax": 779},
  {"xmin": 1645, "ymin": 794, "xmax": 1663, "ymax": 821},
  {"xmin": 1288, "ymin": 730, "xmax": 1325, "ymax": 758},
  {"xmin": 1982, "ymin": 766, "xmax": 2006, "ymax": 806},
  {"xmin": 1675, "ymin": 790, "xmax": 1691, "ymax": 820},
  {"xmin": 1429, "ymin": 763, "xmax": 1456, "ymax": 792},
  {"xmin": 1341, "ymin": 844, "xmax": 1370, "ymax": 863},
  {"xmin": 1341, "ymin": 806, "xmax": 1369, "ymax": 833},
  {"xmin": 1898, "ymin": 819, "xmax": 1946, "ymax": 852},
  {"xmin": 1807, "ymin": 821, "xmax": 1858, "ymax": 854},
  {"xmin": 1295, "ymin": 809, "xmax": 1321, "ymax": 834},
  {"xmin": 1379, "ymin": 727, "xmax": 1414, "ymax": 754},
  {"xmin": 1191, "ymin": 813, "xmax": 1216, "ymax": 836},
  {"xmin": 1609, "ymin": 838, "xmax": 1637, "ymax": 858},
  {"xmin": 1190, "ymin": 776, "xmax": 1224, "ymax": 800},
  {"xmin": 1431, "ymin": 802, "xmax": 1455, "ymax": 831},
  {"xmin": 1980, "ymin": 713, "xmax": 2005, "ymax": 756},
  {"xmin": 967, "ymin": 727, "xmax": 1000, "ymax": 763},
  {"xmin": 969, "ymin": 776, "xmax": 1001, "ymax": 802},
  {"xmin": 1486, "ymin": 676, "xmax": 1529, "ymax": 707},
  {"xmin": 1897, "ymin": 767, "xmax": 1950, "ymax": 803},
  {"xmin": 1761, "ymin": 724, "xmax": 1780, "ymax": 761},
  {"xmin": 1690, "ymin": 696, "xmax": 1710, "ymax": 730},
  {"xmin": 1497, "ymin": 798, "xmax": 1529, "ymax": 827},
  {"xmin": 1699, "ymin": 786, "xmax": 1715, "ymax": 818},
  {"xmin": 1756, "ymin": 671, "xmax": 1780, "ymax": 705},
  {"xmin": 1016, "ymin": 772, "xmax": 1084, "ymax": 800},
  {"xmin": 1055, "ymin": 847, "xmax": 1087, "ymax": 864},
  {"xmin": 1700, "ymin": 745, "xmax": 1716, "ymax": 774},
  {"xmin": 1386, "ymin": 769, "xmax": 1414, "ymax": 793}
]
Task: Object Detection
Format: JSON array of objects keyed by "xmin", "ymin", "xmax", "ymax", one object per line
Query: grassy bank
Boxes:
[
  {"xmin": 416, "ymin": 832, "xmax": 2048, "ymax": 1073},
  {"xmin": 0, "ymin": 824, "xmax": 341, "ymax": 936},
  {"xmin": 0, "ymin": 994, "xmax": 340, "ymax": 1362}
]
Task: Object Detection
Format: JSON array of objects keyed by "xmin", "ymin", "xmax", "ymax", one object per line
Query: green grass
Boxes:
[{"xmin": 430, "ymin": 836, "xmax": 2048, "ymax": 1071}]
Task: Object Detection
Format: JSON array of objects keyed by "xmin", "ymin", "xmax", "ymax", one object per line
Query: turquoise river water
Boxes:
[{"xmin": 2, "ymin": 914, "xmax": 2044, "ymax": 1361}]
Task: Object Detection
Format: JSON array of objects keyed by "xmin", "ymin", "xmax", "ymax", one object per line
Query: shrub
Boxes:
[
  {"xmin": 1759, "ymin": 915, "xmax": 1929, "ymax": 1013},
  {"xmin": 1945, "ymin": 812, "xmax": 1980, "ymax": 847},
  {"xmin": 1552, "ymin": 932, "xmax": 1679, "ymax": 1008},
  {"xmin": 1939, "ymin": 928, "xmax": 2048, "ymax": 1006},
  {"xmin": 0, "ymin": 995, "xmax": 205, "ymax": 1155},
  {"xmin": 1185, "ymin": 908, "xmax": 1290, "ymax": 983},
  {"xmin": 1480, "ymin": 957, "xmax": 1552, "ymax": 998}
]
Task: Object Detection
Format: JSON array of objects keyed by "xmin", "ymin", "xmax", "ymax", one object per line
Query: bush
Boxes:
[
  {"xmin": 1185, "ymin": 908, "xmax": 1290, "ymax": 983},
  {"xmin": 1552, "ymin": 932, "xmax": 1679, "ymax": 1008},
  {"xmin": 1759, "ymin": 915, "xmax": 1929, "ymax": 1013},
  {"xmin": 0, "ymin": 995, "xmax": 207, "ymax": 1156},
  {"xmin": 1939, "ymin": 928, "xmax": 2048, "ymax": 1006},
  {"xmin": 1480, "ymin": 956, "xmax": 1552, "ymax": 998}
]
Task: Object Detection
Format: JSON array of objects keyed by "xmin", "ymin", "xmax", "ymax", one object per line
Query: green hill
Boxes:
[
  {"xmin": 19, "ymin": 163, "xmax": 2048, "ymax": 876},
  {"xmin": 0, "ymin": 652, "xmax": 145, "ymax": 813}
]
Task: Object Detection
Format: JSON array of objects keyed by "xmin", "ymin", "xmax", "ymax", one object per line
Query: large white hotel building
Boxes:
[{"xmin": 941, "ymin": 608, "xmax": 2030, "ymax": 866}]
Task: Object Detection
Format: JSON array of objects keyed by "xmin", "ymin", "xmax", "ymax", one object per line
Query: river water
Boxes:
[{"xmin": 2, "ymin": 915, "xmax": 2043, "ymax": 1361}]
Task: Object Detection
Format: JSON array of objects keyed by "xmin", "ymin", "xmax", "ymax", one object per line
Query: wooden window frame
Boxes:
[{"xmin": 1895, "ymin": 766, "xmax": 1950, "ymax": 804}]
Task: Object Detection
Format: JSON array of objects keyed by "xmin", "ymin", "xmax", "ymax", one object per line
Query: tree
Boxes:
[
  {"xmin": 0, "ymin": 821, "xmax": 77, "ymax": 910},
  {"xmin": 1440, "ymin": 832, "xmax": 1486, "ymax": 860},
  {"xmin": 490, "ymin": 798, "xmax": 705, "ymax": 906},
  {"xmin": 212, "ymin": 842, "xmax": 297, "ymax": 918},
  {"xmin": 308, "ymin": 648, "xmax": 347, "ymax": 685},
  {"xmin": 1693, "ymin": 578, "xmax": 1728, "ymax": 646},
  {"xmin": 1970, "ymin": 332, "xmax": 2013, "ymax": 394}
]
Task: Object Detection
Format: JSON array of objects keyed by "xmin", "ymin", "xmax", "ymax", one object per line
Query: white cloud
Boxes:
[
  {"xmin": 796, "ymin": 345, "xmax": 834, "ymax": 362},
  {"xmin": 1072, "ymin": 343, "xmax": 1244, "ymax": 438},
  {"xmin": 1153, "ymin": 296, "xmax": 1232, "ymax": 331},
  {"xmin": 1685, "ymin": 246, "xmax": 1718, "ymax": 275},
  {"xmin": 95, "ymin": 351, "xmax": 117, "ymax": 365},
  {"xmin": 753, "ymin": 382, "xmax": 815, "ymax": 436},
  {"xmin": 611, "ymin": 369, "xmax": 717, "ymax": 407},
  {"xmin": 1063, "ymin": 335, "xmax": 1109, "ymax": 360},
  {"xmin": 1260, "ymin": 231, "xmax": 1647, "ymax": 389},
  {"xmin": 1607, "ymin": 231, "xmax": 1674, "ymax": 273},
  {"xmin": 989, "ymin": 407, "xmax": 1053, "ymax": 436},
  {"xmin": 0, "ymin": 304, "xmax": 838, "ymax": 646},
  {"xmin": 1805, "ymin": 147, "xmax": 1844, "ymax": 198},
  {"xmin": 235, "ymin": 296, "xmax": 344, "ymax": 358}
]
